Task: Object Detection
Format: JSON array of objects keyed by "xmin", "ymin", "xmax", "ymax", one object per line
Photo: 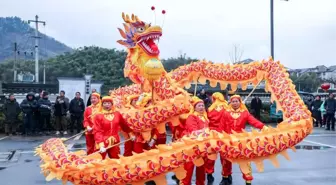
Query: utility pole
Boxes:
[
  {"xmin": 13, "ymin": 42, "xmax": 17, "ymax": 82},
  {"xmin": 270, "ymin": 0, "xmax": 289, "ymax": 60},
  {"xmin": 28, "ymin": 15, "xmax": 46, "ymax": 83}
]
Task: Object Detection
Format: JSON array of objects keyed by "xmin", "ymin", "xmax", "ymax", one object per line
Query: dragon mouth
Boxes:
[{"xmin": 137, "ymin": 32, "xmax": 162, "ymax": 56}]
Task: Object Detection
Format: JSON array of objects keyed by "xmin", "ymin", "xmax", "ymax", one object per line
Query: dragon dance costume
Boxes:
[
  {"xmin": 35, "ymin": 11, "xmax": 314, "ymax": 185},
  {"xmin": 181, "ymin": 96, "xmax": 209, "ymax": 185},
  {"xmin": 82, "ymin": 92, "xmax": 101, "ymax": 155},
  {"xmin": 218, "ymin": 95, "xmax": 265, "ymax": 185},
  {"xmin": 93, "ymin": 96, "xmax": 134, "ymax": 159}
]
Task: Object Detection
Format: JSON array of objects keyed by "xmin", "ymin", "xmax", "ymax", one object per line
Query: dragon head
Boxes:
[{"xmin": 117, "ymin": 13, "xmax": 163, "ymax": 84}]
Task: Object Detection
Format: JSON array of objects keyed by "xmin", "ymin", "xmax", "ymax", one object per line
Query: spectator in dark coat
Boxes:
[
  {"xmin": 20, "ymin": 92, "xmax": 38, "ymax": 135},
  {"xmin": 38, "ymin": 91, "xmax": 52, "ymax": 135},
  {"xmin": 324, "ymin": 93, "xmax": 336, "ymax": 131},
  {"xmin": 311, "ymin": 95, "xmax": 323, "ymax": 127},
  {"xmin": 69, "ymin": 92, "xmax": 85, "ymax": 133},
  {"xmin": 251, "ymin": 96, "xmax": 263, "ymax": 120},
  {"xmin": 34, "ymin": 90, "xmax": 44, "ymax": 133},
  {"xmin": 4, "ymin": 94, "xmax": 21, "ymax": 135},
  {"xmin": 54, "ymin": 90, "xmax": 69, "ymax": 135},
  {"xmin": 86, "ymin": 88, "xmax": 97, "ymax": 107},
  {"xmin": 197, "ymin": 88, "xmax": 212, "ymax": 110}
]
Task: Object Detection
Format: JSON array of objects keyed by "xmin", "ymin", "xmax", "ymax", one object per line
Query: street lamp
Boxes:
[{"xmin": 270, "ymin": 0, "xmax": 289, "ymax": 60}]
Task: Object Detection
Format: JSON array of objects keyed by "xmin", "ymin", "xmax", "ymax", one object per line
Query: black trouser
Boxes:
[
  {"xmin": 253, "ymin": 109, "xmax": 261, "ymax": 120},
  {"xmin": 326, "ymin": 112, "xmax": 335, "ymax": 130},
  {"xmin": 70, "ymin": 114, "xmax": 83, "ymax": 133},
  {"xmin": 313, "ymin": 111, "xmax": 322, "ymax": 126},
  {"xmin": 23, "ymin": 113, "xmax": 34, "ymax": 134},
  {"xmin": 5, "ymin": 120, "xmax": 17, "ymax": 134},
  {"xmin": 34, "ymin": 112, "xmax": 40, "ymax": 132},
  {"xmin": 39, "ymin": 114, "xmax": 52, "ymax": 132}
]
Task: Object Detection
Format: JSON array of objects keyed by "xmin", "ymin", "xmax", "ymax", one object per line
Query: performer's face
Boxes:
[
  {"xmin": 91, "ymin": 96, "xmax": 99, "ymax": 105},
  {"xmin": 230, "ymin": 98, "xmax": 241, "ymax": 110},
  {"xmin": 103, "ymin": 102, "xmax": 113, "ymax": 110},
  {"xmin": 195, "ymin": 102, "xmax": 205, "ymax": 113},
  {"xmin": 131, "ymin": 99, "xmax": 137, "ymax": 107}
]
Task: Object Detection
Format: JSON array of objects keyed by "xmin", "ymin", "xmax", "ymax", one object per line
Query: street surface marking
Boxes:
[
  {"xmin": 0, "ymin": 136, "xmax": 8, "ymax": 141},
  {"xmin": 20, "ymin": 151, "xmax": 34, "ymax": 154},
  {"xmin": 303, "ymin": 139, "xmax": 336, "ymax": 149},
  {"xmin": 67, "ymin": 134, "xmax": 83, "ymax": 150},
  {"xmin": 308, "ymin": 134, "xmax": 336, "ymax": 137}
]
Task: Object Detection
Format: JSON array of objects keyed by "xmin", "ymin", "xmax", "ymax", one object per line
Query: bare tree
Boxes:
[
  {"xmin": 229, "ymin": 44, "xmax": 244, "ymax": 64},
  {"xmin": 178, "ymin": 50, "xmax": 186, "ymax": 59},
  {"xmin": 325, "ymin": 77, "xmax": 336, "ymax": 86}
]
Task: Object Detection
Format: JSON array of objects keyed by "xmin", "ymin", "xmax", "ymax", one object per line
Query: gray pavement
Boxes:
[{"xmin": 0, "ymin": 127, "xmax": 335, "ymax": 185}]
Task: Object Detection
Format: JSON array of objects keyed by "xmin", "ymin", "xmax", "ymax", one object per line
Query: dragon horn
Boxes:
[
  {"xmin": 122, "ymin": 12, "xmax": 133, "ymax": 24},
  {"xmin": 135, "ymin": 15, "xmax": 141, "ymax": 22}
]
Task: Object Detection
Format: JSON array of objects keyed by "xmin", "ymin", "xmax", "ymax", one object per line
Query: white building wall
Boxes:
[{"xmin": 58, "ymin": 79, "xmax": 85, "ymax": 101}]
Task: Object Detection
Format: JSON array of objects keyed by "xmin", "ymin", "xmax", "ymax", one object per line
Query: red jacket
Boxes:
[
  {"xmin": 151, "ymin": 128, "xmax": 166, "ymax": 140},
  {"xmin": 185, "ymin": 114, "xmax": 209, "ymax": 135},
  {"xmin": 207, "ymin": 109, "xmax": 223, "ymax": 131},
  {"xmin": 83, "ymin": 104, "xmax": 100, "ymax": 134},
  {"xmin": 219, "ymin": 109, "xmax": 264, "ymax": 133},
  {"xmin": 170, "ymin": 118, "xmax": 187, "ymax": 139},
  {"xmin": 93, "ymin": 111, "xmax": 131, "ymax": 148}
]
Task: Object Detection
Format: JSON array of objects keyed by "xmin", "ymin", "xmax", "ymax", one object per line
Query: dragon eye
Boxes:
[{"xmin": 137, "ymin": 27, "xmax": 145, "ymax": 32}]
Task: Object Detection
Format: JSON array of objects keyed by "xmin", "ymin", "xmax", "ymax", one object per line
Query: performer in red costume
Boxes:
[
  {"xmin": 219, "ymin": 95, "xmax": 265, "ymax": 185},
  {"xmin": 170, "ymin": 118, "xmax": 187, "ymax": 184},
  {"xmin": 147, "ymin": 128, "xmax": 166, "ymax": 148},
  {"xmin": 125, "ymin": 94, "xmax": 154, "ymax": 154},
  {"xmin": 205, "ymin": 92, "xmax": 228, "ymax": 183},
  {"xmin": 83, "ymin": 92, "xmax": 101, "ymax": 155},
  {"xmin": 181, "ymin": 96, "xmax": 209, "ymax": 185},
  {"xmin": 123, "ymin": 95, "xmax": 139, "ymax": 156},
  {"xmin": 94, "ymin": 96, "xmax": 135, "ymax": 159}
]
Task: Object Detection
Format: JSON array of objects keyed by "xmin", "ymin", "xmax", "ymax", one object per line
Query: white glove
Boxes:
[
  {"xmin": 87, "ymin": 126, "xmax": 93, "ymax": 132},
  {"xmin": 99, "ymin": 147, "xmax": 106, "ymax": 153},
  {"xmin": 130, "ymin": 135, "xmax": 136, "ymax": 141},
  {"xmin": 148, "ymin": 139, "xmax": 155, "ymax": 147}
]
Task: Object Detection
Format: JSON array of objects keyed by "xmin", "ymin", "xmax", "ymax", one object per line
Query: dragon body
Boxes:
[{"xmin": 36, "ymin": 12, "xmax": 313, "ymax": 185}]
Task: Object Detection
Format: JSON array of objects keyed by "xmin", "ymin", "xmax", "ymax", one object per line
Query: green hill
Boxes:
[{"xmin": 0, "ymin": 16, "xmax": 73, "ymax": 62}]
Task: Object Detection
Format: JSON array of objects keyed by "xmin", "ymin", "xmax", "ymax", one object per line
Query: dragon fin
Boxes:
[
  {"xmin": 123, "ymin": 23, "xmax": 130, "ymax": 33},
  {"xmin": 174, "ymin": 167, "xmax": 187, "ymax": 180},
  {"xmin": 157, "ymin": 122, "xmax": 166, "ymax": 134},
  {"xmin": 117, "ymin": 28, "xmax": 127, "ymax": 39},
  {"xmin": 117, "ymin": 40, "xmax": 130, "ymax": 47}
]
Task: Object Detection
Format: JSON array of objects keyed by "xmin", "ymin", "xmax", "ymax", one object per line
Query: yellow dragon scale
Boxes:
[{"xmin": 35, "ymin": 12, "xmax": 313, "ymax": 185}]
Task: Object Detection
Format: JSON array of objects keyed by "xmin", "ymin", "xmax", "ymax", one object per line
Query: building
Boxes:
[{"xmin": 288, "ymin": 65, "xmax": 336, "ymax": 92}]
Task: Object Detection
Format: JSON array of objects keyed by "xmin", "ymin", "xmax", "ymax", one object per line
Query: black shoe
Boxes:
[
  {"xmin": 5, "ymin": 133, "xmax": 9, "ymax": 136},
  {"xmin": 219, "ymin": 177, "xmax": 231, "ymax": 185},
  {"xmin": 172, "ymin": 175, "xmax": 180, "ymax": 184},
  {"xmin": 145, "ymin": 181, "xmax": 156, "ymax": 185},
  {"xmin": 325, "ymin": 128, "xmax": 330, "ymax": 130},
  {"xmin": 207, "ymin": 174, "xmax": 214, "ymax": 183},
  {"xmin": 332, "ymin": 128, "xmax": 335, "ymax": 131},
  {"xmin": 12, "ymin": 132, "xmax": 17, "ymax": 136},
  {"xmin": 246, "ymin": 182, "xmax": 252, "ymax": 185}
]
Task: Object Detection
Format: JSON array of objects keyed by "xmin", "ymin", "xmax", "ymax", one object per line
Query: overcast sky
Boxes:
[{"xmin": 1, "ymin": 0, "xmax": 335, "ymax": 69}]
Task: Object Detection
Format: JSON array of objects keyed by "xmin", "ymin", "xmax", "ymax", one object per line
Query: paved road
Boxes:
[{"xmin": 0, "ymin": 127, "xmax": 335, "ymax": 185}]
